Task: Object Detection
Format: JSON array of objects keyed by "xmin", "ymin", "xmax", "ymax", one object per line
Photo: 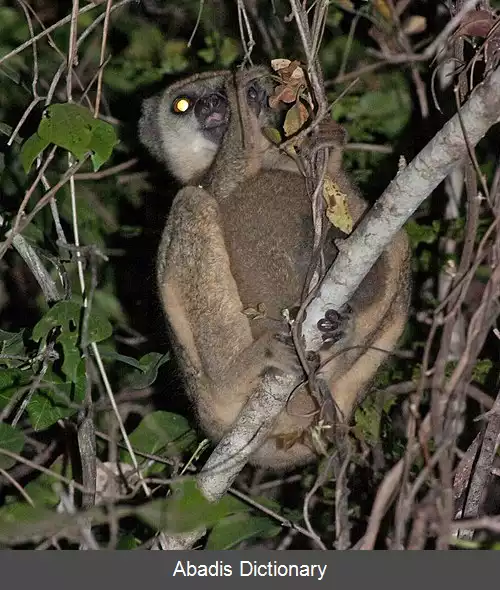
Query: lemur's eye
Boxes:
[
  {"xmin": 173, "ymin": 97, "xmax": 191, "ymax": 113},
  {"xmin": 247, "ymin": 85, "xmax": 258, "ymax": 101}
]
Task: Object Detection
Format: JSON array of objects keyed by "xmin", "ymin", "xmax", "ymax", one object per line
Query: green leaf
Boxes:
[
  {"xmin": 262, "ymin": 127, "xmax": 282, "ymax": 145},
  {"xmin": 0, "ymin": 329, "xmax": 26, "ymax": 367},
  {"xmin": 0, "ymin": 502, "xmax": 58, "ymax": 545},
  {"xmin": 161, "ymin": 40, "xmax": 189, "ymax": 74},
  {"xmin": 219, "ymin": 37, "xmax": 239, "ymax": 68},
  {"xmin": 198, "ymin": 35, "xmax": 216, "ymax": 63},
  {"xmin": 0, "ymin": 423, "xmax": 25, "ymax": 470},
  {"xmin": 0, "ymin": 329, "xmax": 23, "ymax": 345},
  {"xmin": 21, "ymin": 459, "xmax": 72, "ymax": 507},
  {"xmin": 0, "ymin": 122, "xmax": 15, "ymax": 139},
  {"xmin": 33, "ymin": 301, "xmax": 113, "ymax": 342},
  {"xmin": 331, "ymin": 71, "xmax": 411, "ymax": 147},
  {"xmin": 126, "ymin": 26, "xmax": 164, "ymax": 59},
  {"xmin": 353, "ymin": 397, "xmax": 383, "ymax": 446},
  {"xmin": 128, "ymin": 352, "xmax": 170, "ymax": 389},
  {"xmin": 20, "ymin": 133, "xmax": 50, "ymax": 173},
  {"xmin": 88, "ymin": 118, "xmax": 119, "ymax": 172},
  {"xmin": 405, "ymin": 220, "xmax": 440, "ymax": 248},
  {"xmin": 0, "ymin": 499, "xmax": 116, "ymax": 546},
  {"xmin": 99, "ymin": 351, "xmax": 143, "ymax": 370},
  {"xmin": 197, "ymin": 48, "xmax": 215, "ymax": 63},
  {"xmin": 122, "ymin": 411, "xmax": 196, "ymax": 465},
  {"xmin": 116, "ymin": 534, "xmax": 140, "ymax": 549},
  {"xmin": 137, "ymin": 480, "xmax": 247, "ymax": 534},
  {"xmin": 38, "ymin": 103, "xmax": 94, "ymax": 161},
  {"xmin": 93, "ymin": 290, "xmax": 127, "ymax": 324},
  {"xmin": 356, "ymin": 76, "xmax": 411, "ymax": 139},
  {"xmin": 33, "ymin": 301, "xmax": 112, "ymax": 382},
  {"xmin": 0, "ymin": 369, "xmax": 32, "ymax": 411},
  {"xmin": 33, "ymin": 301, "xmax": 81, "ymax": 382},
  {"xmin": 197, "ymin": 33, "xmax": 239, "ymax": 67},
  {"xmin": 27, "ymin": 366, "xmax": 86, "ymax": 430},
  {"xmin": 472, "ymin": 359, "xmax": 493, "ymax": 385},
  {"xmin": 283, "ymin": 102, "xmax": 308, "ymax": 137},
  {"xmin": 206, "ymin": 513, "xmax": 281, "ymax": 549},
  {"xmin": 84, "ymin": 307, "xmax": 114, "ymax": 343},
  {"xmin": 35, "ymin": 103, "xmax": 117, "ymax": 168}
]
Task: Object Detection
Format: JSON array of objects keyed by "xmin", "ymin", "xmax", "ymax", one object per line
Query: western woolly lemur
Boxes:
[{"xmin": 139, "ymin": 67, "xmax": 411, "ymax": 469}]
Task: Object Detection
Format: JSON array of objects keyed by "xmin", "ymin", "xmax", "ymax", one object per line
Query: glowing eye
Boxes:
[{"xmin": 173, "ymin": 97, "xmax": 191, "ymax": 113}]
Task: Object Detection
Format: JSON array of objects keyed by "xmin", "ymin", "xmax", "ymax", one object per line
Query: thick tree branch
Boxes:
[{"xmin": 303, "ymin": 63, "xmax": 500, "ymax": 349}]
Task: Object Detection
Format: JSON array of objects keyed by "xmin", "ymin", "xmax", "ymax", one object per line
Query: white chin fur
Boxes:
[{"xmin": 164, "ymin": 132, "xmax": 218, "ymax": 185}]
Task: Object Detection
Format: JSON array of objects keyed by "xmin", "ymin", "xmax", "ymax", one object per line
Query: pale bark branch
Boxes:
[{"xmin": 303, "ymin": 63, "xmax": 500, "ymax": 348}]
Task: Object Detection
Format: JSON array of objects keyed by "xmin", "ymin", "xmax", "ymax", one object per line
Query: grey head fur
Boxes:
[{"xmin": 139, "ymin": 70, "xmax": 232, "ymax": 185}]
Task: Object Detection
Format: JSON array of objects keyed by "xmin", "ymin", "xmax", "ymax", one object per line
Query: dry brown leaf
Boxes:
[
  {"xmin": 268, "ymin": 84, "xmax": 298, "ymax": 108},
  {"xmin": 271, "ymin": 58, "xmax": 292, "ymax": 72},
  {"xmin": 454, "ymin": 9, "xmax": 498, "ymax": 39}
]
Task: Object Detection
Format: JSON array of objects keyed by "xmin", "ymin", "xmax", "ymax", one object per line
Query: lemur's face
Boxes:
[{"xmin": 139, "ymin": 69, "xmax": 272, "ymax": 185}]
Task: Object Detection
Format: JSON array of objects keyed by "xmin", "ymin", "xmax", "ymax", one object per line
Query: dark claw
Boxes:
[
  {"xmin": 317, "ymin": 310, "xmax": 342, "ymax": 333},
  {"xmin": 324, "ymin": 309, "xmax": 341, "ymax": 323},
  {"xmin": 316, "ymin": 304, "xmax": 353, "ymax": 344},
  {"xmin": 321, "ymin": 331, "xmax": 344, "ymax": 345}
]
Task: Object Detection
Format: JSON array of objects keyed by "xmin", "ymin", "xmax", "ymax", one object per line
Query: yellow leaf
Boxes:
[
  {"xmin": 337, "ymin": 0, "xmax": 354, "ymax": 10},
  {"xmin": 323, "ymin": 175, "xmax": 353, "ymax": 234},
  {"xmin": 283, "ymin": 102, "xmax": 309, "ymax": 137},
  {"xmin": 373, "ymin": 0, "xmax": 392, "ymax": 21},
  {"xmin": 403, "ymin": 15, "xmax": 427, "ymax": 36},
  {"xmin": 262, "ymin": 127, "xmax": 282, "ymax": 144}
]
